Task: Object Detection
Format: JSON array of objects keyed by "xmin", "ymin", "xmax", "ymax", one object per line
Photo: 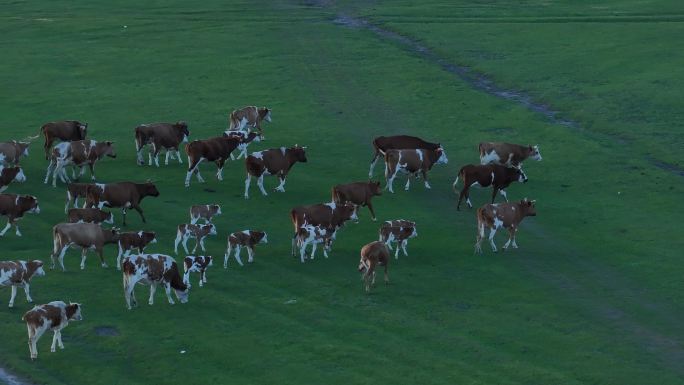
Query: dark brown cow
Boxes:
[
  {"xmin": 475, "ymin": 199, "xmax": 537, "ymax": 253},
  {"xmin": 369, "ymin": 135, "xmax": 441, "ymax": 178},
  {"xmin": 184, "ymin": 136, "xmax": 254, "ymax": 187},
  {"xmin": 332, "ymin": 181, "xmax": 382, "ymax": 221},
  {"xmin": 134, "ymin": 122, "xmax": 190, "ymax": 167},
  {"xmin": 67, "ymin": 208, "xmax": 114, "ymax": 225},
  {"xmin": 116, "ymin": 231, "xmax": 157, "ymax": 270},
  {"xmin": 0, "ymin": 194, "xmax": 40, "ymax": 237},
  {"xmin": 122, "ymin": 254, "xmax": 189, "ymax": 309},
  {"xmin": 244, "ymin": 146, "xmax": 307, "ymax": 199},
  {"xmin": 86, "ymin": 182, "xmax": 160, "ymax": 226},
  {"xmin": 358, "ymin": 241, "xmax": 390, "ymax": 293},
  {"xmin": 479, "ymin": 142, "xmax": 542, "ymax": 167},
  {"xmin": 40, "ymin": 120, "xmax": 87, "ymax": 160},
  {"xmin": 228, "ymin": 106, "xmax": 272, "ymax": 134},
  {"xmin": 44, "ymin": 140, "xmax": 116, "ymax": 187},
  {"xmin": 23, "ymin": 301, "xmax": 82, "ymax": 360},
  {"xmin": 0, "ymin": 260, "xmax": 46, "ymax": 307},
  {"xmin": 183, "ymin": 256, "xmax": 213, "ymax": 287},
  {"xmin": 0, "ymin": 166, "xmax": 27, "ymax": 192},
  {"xmin": 453, "ymin": 164, "xmax": 528, "ymax": 210},
  {"xmin": 224, "ymin": 230, "xmax": 267, "ymax": 267},
  {"xmin": 64, "ymin": 182, "xmax": 95, "ymax": 213},
  {"xmin": 190, "ymin": 204, "xmax": 222, "ymax": 224},
  {"xmin": 384, "ymin": 147, "xmax": 448, "ymax": 193},
  {"xmin": 51, "ymin": 223, "xmax": 120, "ymax": 270},
  {"xmin": 174, "ymin": 223, "xmax": 217, "ymax": 254},
  {"xmin": 379, "ymin": 219, "xmax": 418, "ymax": 259},
  {"xmin": 289, "ymin": 202, "xmax": 357, "ymax": 254},
  {"xmin": 0, "ymin": 138, "xmax": 36, "ymax": 166}
]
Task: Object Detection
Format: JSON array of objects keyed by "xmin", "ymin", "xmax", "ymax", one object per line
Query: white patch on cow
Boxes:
[
  {"xmin": 0, "ymin": 154, "xmax": 5, "ymax": 164},
  {"xmin": 324, "ymin": 202, "xmax": 336, "ymax": 210},
  {"xmin": 415, "ymin": 149, "xmax": 424, "ymax": 162},
  {"xmin": 436, "ymin": 148, "xmax": 448, "ymax": 164},
  {"xmin": 96, "ymin": 183, "xmax": 105, "ymax": 192},
  {"xmin": 252, "ymin": 151, "xmax": 263, "ymax": 160},
  {"xmin": 481, "ymin": 150, "xmax": 500, "ymax": 165},
  {"xmin": 280, "ymin": 147, "xmax": 286, "ymax": 156},
  {"xmin": 241, "ymin": 230, "xmax": 250, "ymax": 236},
  {"xmin": 493, "ymin": 217, "xmax": 504, "ymax": 229},
  {"xmin": 532, "ymin": 145, "xmax": 542, "ymax": 161},
  {"xmin": 490, "ymin": 172, "xmax": 495, "ymax": 184},
  {"xmin": 15, "ymin": 168, "xmax": 26, "ymax": 183}
]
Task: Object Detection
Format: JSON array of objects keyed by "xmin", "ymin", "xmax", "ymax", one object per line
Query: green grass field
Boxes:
[{"xmin": 1, "ymin": 1, "xmax": 683, "ymax": 384}]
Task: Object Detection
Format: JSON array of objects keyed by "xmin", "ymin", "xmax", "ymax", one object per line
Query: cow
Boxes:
[
  {"xmin": 244, "ymin": 146, "xmax": 307, "ymax": 199},
  {"xmin": 479, "ymin": 142, "xmax": 542, "ymax": 167},
  {"xmin": 0, "ymin": 194, "xmax": 40, "ymax": 237},
  {"xmin": 224, "ymin": 230, "xmax": 268, "ymax": 268},
  {"xmin": 23, "ymin": 301, "xmax": 82, "ymax": 360},
  {"xmin": 183, "ymin": 256, "xmax": 213, "ymax": 287},
  {"xmin": 332, "ymin": 181, "xmax": 382, "ymax": 221},
  {"xmin": 223, "ymin": 129, "xmax": 262, "ymax": 160},
  {"xmin": 0, "ymin": 166, "xmax": 27, "ymax": 192},
  {"xmin": 0, "ymin": 138, "xmax": 36, "ymax": 166},
  {"xmin": 44, "ymin": 140, "xmax": 116, "ymax": 187},
  {"xmin": 228, "ymin": 106, "xmax": 272, "ymax": 135},
  {"xmin": 64, "ymin": 182, "xmax": 95, "ymax": 213},
  {"xmin": 384, "ymin": 147, "xmax": 448, "ymax": 193},
  {"xmin": 40, "ymin": 120, "xmax": 88, "ymax": 160},
  {"xmin": 190, "ymin": 204, "xmax": 222, "ymax": 224},
  {"xmin": 295, "ymin": 224, "xmax": 336, "ymax": 263},
  {"xmin": 379, "ymin": 219, "xmax": 418, "ymax": 259},
  {"xmin": 475, "ymin": 198, "xmax": 537, "ymax": 253},
  {"xmin": 0, "ymin": 260, "xmax": 46, "ymax": 308},
  {"xmin": 184, "ymin": 136, "xmax": 249, "ymax": 187},
  {"xmin": 289, "ymin": 202, "xmax": 357, "ymax": 253},
  {"xmin": 67, "ymin": 208, "xmax": 114, "ymax": 225},
  {"xmin": 174, "ymin": 223, "xmax": 217, "ymax": 254},
  {"xmin": 358, "ymin": 241, "xmax": 390, "ymax": 293},
  {"xmin": 368, "ymin": 135, "xmax": 441, "ymax": 178},
  {"xmin": 453, "ymin": 164, "xmax": 528, "ymax": 210},
  {"xmin": 134, "ymin": 121, "xmax": 190, "ymax": 167},
  {"xmin": 116, "ymin": 231, "xmax": 157, "ymax": 270},
  {"xmin": 122, "ymin": 254, "xmax": 189, "ymax": 310},
  {"xmin": 85, "ymin": 181, "xmax": 160, "ymax": 226},
  {"xmin": 50, "ymin": 223, "xmax": 120, "ymax": 270}
]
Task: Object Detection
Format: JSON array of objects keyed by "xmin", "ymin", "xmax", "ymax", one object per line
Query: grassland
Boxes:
[{"xmin": 0, "ymin": 0, "xmax": 682, "ymax": 384}]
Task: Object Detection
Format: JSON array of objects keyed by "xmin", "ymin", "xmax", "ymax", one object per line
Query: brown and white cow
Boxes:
[
  {"xmin": 289, "ymin": 202, "xmax": 357, "ymax": 252},
  {"xmin": 228, "ymin": 106, "xmax": 272, "ymax": 135},
  {"xmin": 332, "ymin": 181, "xmax": 382, "ymax": 221},
  {"xmin": 0, "ymin": 166, "xmax": 27, "ymax": 192},
  {"xmin": 64, "ymin": 182, "xmax": 95, "ymax": 213},
  {"xmin": 44, "ymin": 140, "xmax": 116, "ymax": 187},
  {"xmin": 0, "ymin": 139, "xmax": 35, "ymax": 166},
  {"xmin": 122, "ymin": 254, "xmax": 189, "ymax": 310},
  {"xmin": 174, "ymin": 223, "xmax": 217, "ymax": 254},
  {"xmin": 116, "ymin": 231, "xmax": 157, "ymax": 270},
  {"xmin": 51, "ymin": 223, "xmax": 120, "ymax": 270},
  {"xmin": 358, "ymin": 241, "xmax": 390, "ymax": 293},
  {"xmin": 86, "ymin": 181, "xmax": 160, "ymax": 226},
  {"xmin": 184, "ymin": 136, "xmax": 252, "ymax": 187},
  {"xmin": 369, "ymin": 135, "xmax": 442, "ymax": 178},
  {"xmin": 479, "ymin": 142, "xmax": 542, "ymax": 167},
  {"xmin": 379, "ymin": 219, "xmax": 418, "ymax": 259},
  {"xmin": 23, "ymin": 301, "xmax": 82, "ymax": 360},
  {"xmin": 0, "ymin": 194, "xmax": 40, "ymax": 237},
  {"xmin": 190, "ymin": 204, "xmax": 222, "ymax": 224},
  {"xmin": 0, "ymin": 260, "xmax": 46, "ymax": 307},
  {"xmin": 295, "ymin": 224, "xmax": 336, "ymax": 263},
  {"xmin": 223, "ymin": 129, "xmax": 262, "ymax": 160},
  {"xmin": 40, "ymin": 120, "xmax": 88, "ymax": 160},
  {"xmin": 224, "ymin": 230, "xmax": 268, "ymax": 268},
  {"xmin": 67, "ymin": 208, "xmax": 114, "ymax": 225},
  {"xmin": 183, "ymin": 256, "xmax": 213, "ymax": 287},
  {"xmin": 244, "ymin": 146, "xmax": 307, "ymax": 199},
  {"xmin": 453, "ymin": 164, "xmax": 528, "ymax": 210},
  {"xmin": 384, "ymin": 147, "xmax": 448, "ymax": 193},
  {"xmin": 475, "ymin": 199, "xmax": 537, "ymax": 253},
  {"xmin": 134, "ymin": 121, "xmax": 190, "ymax": 167}
]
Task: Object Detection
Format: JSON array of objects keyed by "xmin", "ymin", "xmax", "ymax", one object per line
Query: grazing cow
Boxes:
[
  {"xmin": 0, "ymin": 194, "xmax": 40, "ymax": 237},
  {"xmin": 244, "ymin": 146, "xmax": 307, "ymax": 199},
  {"xmin": 0, "ymin": 166, "xmax": 27, "ymax": 192},
  {"xmin": 289, "ymin": 202, "xmax": 357, "ymax": 252},
  {"xmin": 0, "ymin": 138, "xmax": 35, "ymax": 166},
  {"xmin": 23, "ymin": 301, "xmax": 82, "ymax": 360},
  {"xmin": 479, "ymin": 142, "xmax": 542, "ymax": 167},
  {"xmin": 122, "ymin": 254, "xmax": 189, "ymax": 310},
  {"xmin": 40, "ymin": 120, "xmax": 88, "ymax": 160},
  {"xmin": 134, "ymin": 121, "xmax": 190, "ymax": 167},
  {"xmin": 228, "ymin": 106, "xmax": 272, "ymax": 134},
  {"xmin": 183, "ymin": 256, "xmax": 213, "ymax": 287},
  {"xmin": 0, "ymin": 260, "xmax": 46, "ymax": 307},
  {"xmin": 184, "ymin": 136, "xmax": 248, "ymax": 187},
  {"xmin": 224, "ymin": 230, "xmax": 267, "ymax": 268},
  {"xmin": 453, "ymin": 164, "xmax": 528, "ymax": 210},
  {"xmin": 190, "ymin": 204, "xmax": 222, "ymax": 224},
  {"xmin": 369, "ymin": 135, "xmax": 441, "ymax": 178},
  {"xmin": 475, "ymin": 199, "xmax": 537, "ymax": 253},
  {"xmin": 223, "ymin": 129, "xmax": 262, "ymax": 160},
  {"xmin": 358, "ymin": 241, "xmax": 390, "ymax": 293},
  {"xmin": 174, "ymin": 224, "xmax": 217, "ymax": 254},
  {"xmin": 67, "ymin": 208, "xmax": 114, "ymax": 225},
  {"xmin": 85, "ymin": 181, "xmax": 160, "ymax": 226},
  {"xmin": 332, "ymin": 181, "xmax": 382, "ymax": 221},
  {"xmin": 64, "ymin": 183, "xmax": 95, "ymax": 213},
  {"xmin": 384, "ymin": 147, "xmax": 448, "ymax": 193},
  {"xmin": 116, "ymin": 231, "xmax": 157, "ymax": 270},
  {"xmin": 379, "ymin": 219, "xmax": 418, "ymax": 258},
  {"xmin": 44, "ymin": 140, "xmax": 116, "ymax": 187},
  {"xmin": 295, "ymin": 224, "xmax": 336, "ymax": 263},
  {"xmin": 50, "ymin": 223, "xmax": 120, "ymax": 270}
]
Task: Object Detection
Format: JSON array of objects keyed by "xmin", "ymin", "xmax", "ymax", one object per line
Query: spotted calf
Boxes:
[
  {"xmin": 23, "ymin": 301, "xmax": 82, "ymax": 360},
  {"xmin": 183, "ymin": 256, "xmax": 213, "ymax": 287},
  {"xmin": 224, "ymin": 230, "xmax": 267, "ymax": 268},
  {"xmin": 0, "ymin": 260, "xmax": 45, "ymax": 307},
  {"xmin": 174, "ymin": 223, "xmax": 217, "ymax": 255}
]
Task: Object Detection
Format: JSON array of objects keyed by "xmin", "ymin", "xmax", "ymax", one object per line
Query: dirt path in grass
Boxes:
[{"xmin": 0, "ymin": 367, "xmax": 30, "ymax": 385}]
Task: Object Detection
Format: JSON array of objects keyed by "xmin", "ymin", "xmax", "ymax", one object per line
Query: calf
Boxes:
[
  {"xmin": 190, "ymin": 204, "xmax": 222, "ymax": 224},
  {"xmin": 23, "ymin": 301, "xmax": 82, "ymax": 360},
  {"xmin": 0, "ymin": 166, "xmax": 27, "ymax": 192},
  {"xmin": 369, "ymin": 135, "xmax": 441, "ymax": 178},
  {"xmin": 224, "ymin": 230, "xmax": 268, "ymax": 268},
  {"xmin": 475, "ymin": 199, "xmax": 537, "ymax": 253},
  {"xmin": 122, "ymin": 254, "xmax": 189, "ymax": 309},
  {"xmin": 134, "ymin": 121, "xmax": 190, "ymax": 166},
  {"xmin": 244, "ymin": 146, "xmax": 307, "ymax": 198},
  {"xmin": 453, "ymin": 164, "xmax": 528, "ymax": 210},
  {"xmin": 290, "ymin": 202, "xmax": 357, "ymax": 252},
  {"xmin": 64, "ymin": 183, "xmax": 95, "ymax": 213},
  {"xmin": 295, "ymin": 224, "xmax": 336, "ymax": 263},
  {"xmin": 479, "ymin": 142, "xmax": 542, "ymax": 167},
  {"xmin": 183, "ymin": 256, "xmax": 213, "ymax": 287},
  {"xmin": 332, "ymin": 181, "xmax": 382, "ymax": 221},
  {"xmin": 0, "ymin": 260, "xmax": 46, "ymax": 307},
  {"xmin": 228, "ymin": 106, "xmax": 272, "ymax": 135},
  {"xmin": 0, "ymin": 139, "xmax": 35, "ymax": 166},
  {"xmin": 51, "ymin": 223, "xmax": 120, "ymax": 270},
  {"xmin": 86, "ymin": 181, "xmax": 160, "ymax": 226},
  {"xmin": 379, "ymin": 219, "xmax": 418, "ymax": 259},
  {"xmin": 0, "ymin": 194, "xmax": 40, "ymax": 237},
  {"xmin": 40, "ymin": 120, "xmax": 88, "ymax": 160},
  {"xmin": 384, "ymin": 147, "xmax": 448, "ymax": 193},
  {"xmin": 67, "ymin": 208, "xmax": 114, "ymax": 225},
  {"xmin": 116, "ymin": 231, "xmax": 157, "ymax": 270},
  {"xmin": 223, "ymin": 129, "xmax": 262, "ymax": 160},
  {"xmin": 358, "ymin": 241, "xmax": 390, "ymax": 293},
  {"xmin": 174, "ymin": 223, "xmax": 217, "ymax": 254},
  {"xmin": 184, "ymin": 136, "xmax": 245, "ymax": 187},
  {"xmin": 44, "ymin": 140, "xmax": 116, "ymax": 187}
]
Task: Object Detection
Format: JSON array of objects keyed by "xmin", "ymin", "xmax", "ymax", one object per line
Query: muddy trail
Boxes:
[{"xmin": 0, "ymin": 367, "xmax": 29, "ymax": 385}]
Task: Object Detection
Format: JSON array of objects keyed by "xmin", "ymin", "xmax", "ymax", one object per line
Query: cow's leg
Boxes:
[
  {"xmin": 56, "ymin": 330, "xmax": 64, "ymax": 349},
  {"xmin": 123, "ymin": 277, "xmax": 134, "ymax": 309},
  {"xmin": 117, "ymin": 242, "xmax": 123, "ymax": 270},
  {"xmin": 174, "ymin": 231, "xmax": 182, "ymax": 254},
  {"xmin": 457, "ymin": 185, "xmax": 469, "ymax": 210},
  {"xmin": 44, "ymin": 159, "xmax": 54, "ymax": 184},
  {"xmin": 224, "ymin": 243, "xmax": 232, "ymax": 268},
  {"xmin": 122, "ymin": 208, "xmax": 128, "ymax": 226},
  {"xmin": 80, "ymin": 248, "xmax": 88, "ymax": 270},
  {"xmin": 216, "ymin": 159, "xmax": 226, "ymax": 181},
  {"xmin": 384, "ymin": 264, "xmax": 389, "ymax": 284},
  {"xmin": 148, "ymin": 148, "xmax": 153, "ymax": 166},
  {"xmin": 299, "ymin": 243, "xmax": 307, "ymax": 263},
  {"xmin": 234, "ymin": 245, "xmax": 244, "ymax": 266},
  {"xmin": 191, "ymin": 236, "xmax": 199, "ymax": 254},
  {"xmin": 185, "ymin": 157, "xmax": 199, "ymax": 187},
  {"xmin": 404, "ymin": 174, "xmax": 411, "ymax": 191},
  {"xmin": 88, "ymin": 163, "xmax": 97, "ymax": 181},
  {"xmin": 23, "ymin": 283, "xmax": 32, "ymax": 303},
  {"xmin": 244, "ymin": 174, "xmax": 252, "ymax": 199},
  {"xmin": 164, "ymin": 282, "xmax": 175, "ymax": 305},
  {"xmin": 182, "ymin": 234, "xmax": 191, "ymax": 254},
  {"xmin": 199, "ymin": 237, "xmax": 206, "ymax": 252},
  {"xmin": 176, "ymin": 150, "xmax": 183, "ymax": 164},
  {"xmin": 97, "ymin": 247, "xmax": 107, "ymax": 268},
  {"xmin": 14, "ymin": 220, "xmax": 22, "ymax": 237},
  {"xmin": 201, "ymin": 268, "xmax": 207, "ymax": 286},
  {"xmin": 367, "ymin": 201, "xmax": 377, "ymax": 221},
  {"xmin": 394, "ymin": 244, "xmax": 401, "ymax": 259},
  {"xmin": 9, "ymin": 285, "xmax": 17, "ymax": 307},
  {"xmin": 132, "ymin": 205, "xmax": 146, "ymax": 224},
  {"xmin": 247, "ymin": 247, "xmax": 254, "ymax": 263},
  {"xmin": 401, "ymin": 240, "xmax": 409, "ymax": 256},
  {"xmin": 257, "ymin": 174, "xmax": 268, "ymax": 196},
  {"xmin": 491, "ymin": 188, "xmax": 499, "ymax": 204},
  {"xmin": 148, "ymin": 283, "xmax": 157, "ymax": 305},
  {"xmin": 275, "ymin": 174, "xmax": 286, "ymax": 192},
  {"xmin": 422, "ymin": 169, "xmax": 431, "ymax": 189},
  {"xmin": 50, "ymin": 331, "xmax": 59, "ymax": 353},
  {"xmin": 499, "ymin": 189, "xmax": 509, "ymax": 202},
  {"xmin": 0, "ymin": 220, "xmax": 12, "ymax": 236},
  {"xmin": 310, "ymin": 243, "xmax": 317, "ymax": 260},
  {"xmin": 165, "ymin": 150, "xmax": 171, "ymax": 165},
  {"xmin": 488, "ymin": 227, "xmax": 498, "ymax": 252},
  {"xmin": 368, "ymin": 152, "xmax": 379, "ymax": 179}
]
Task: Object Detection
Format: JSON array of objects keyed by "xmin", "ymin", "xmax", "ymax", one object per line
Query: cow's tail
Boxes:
[
  {"xmin": 134, "ymin": 128, "xmax": 143, "ymax": 153},
  {"xmin": 478, "ymin": 142, "xmax": 486, "ymax": 158},
  {"xmin": 228, "ymin": 112, "xmax": 238, "ymax": 130},
  {"xmin": 331, "ymin": 186, "xmax": 341, "ymax": 203},
  {"xmin": 372, "ymin": 138, "xmax": 386, "ymax": 156},
  {"xmin": 452, "ymin": 167, "xmax": 465, "ymax": 192},
  {"xmin": 475, "ymin": 207, "xmax": 486, "ymax": 243},
  {"xmin": 52, "ymin": 227, "xmax": 61, "ymax": 255}
]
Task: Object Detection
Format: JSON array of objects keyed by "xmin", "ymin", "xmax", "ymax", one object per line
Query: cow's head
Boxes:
[
  {"xmin": 204, "ymin": 224, "xmax": 217, "ymax": 236},
  {"xmin": 435, "ymin": 146, "xmax": 448, "ymax": 165},
  {"xmin": 369, "ymin": 181, "xmax": 382, "ymax": 196},
  {"xmin": 77, "ymin": 122, "xmax": 88, "ymax": 140},
  {"xmin": 291, "ymin": 146, "xmax": 307, "ymax": 163},
  {"xmin": 176, "ymin": 121, "xmax": 190, "ymax": 142},
  {"xmin": 409, "ymin": 226, "xmax": 418, "ymax": 238},
  {"xmin": 66, "ymin": 303, "xmax": 83, "ymax": 321},
  {"xmin": 17, "ymin": 141, "xmax": 30, "ymax": 157},
  {"xmin": 142, "ymin": 231, "xmax": 157, "ymax": 244},
  {"xmin": 21, "ymin": 195, "xmax": 40, "ymax": 214},
  {"xmin": 144, "ymin": 182, "xmax": 160, "ymax": 197},
  {"xmin": 103, "ymin": 141, "xmax": 116, "ymax": 158},
  {"xmin": 211, "ymin": 204, "xmax": 222, "ymax": 216},
  {"xmin": 3, "ymin": 166, "xmax": 26, "ymax": 183},
  {"xmin": 29, "ymin": 260, "xmax": 46, "ymax": 278},
  {"xmin": 260, "ymin": 107, "xmax": 272, "ymax": 123},
  {"xmin": 174, "ymin": 285, "xmax": 189, "ymax": 304},
  {"xmin": 105, "ymin": 227, "xmax": 121, "ymax": 243},
  {"xmin": 254, "ymin": 231, "xmax": 268, "ymax": 244},
  {"xmin": 104, "ymin": 211, "xmax": 115, "ymax": 225},
  {"xmin": 520, "ymin": 198, "xmax": 537, "ymax": 216},
  {"xmin": 529, "ymin": 145, "xmax": 542, "ymax": 161},
  {"xmin": 339, "ymin": 202, "xmax": 358, "ymax": 223}
]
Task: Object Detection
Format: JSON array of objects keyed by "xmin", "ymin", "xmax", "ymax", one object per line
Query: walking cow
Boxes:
[
  {"xmin": 0, "ymin": 166, "xmax": 27, "ymax": 192},
  {"xmin": 40, "ymin": 120, "xmax": 88, "ymax": 160},
  {"xmin": 453, "ymin": 164, "xmax": 528, "ymax": 210},
  {"xmin": 358, "ymin": 241, "xmax": 390, "ymax": 293},
  {"xmin": 224, "ymin": 230, "xmax": 268, "ymax": 268},
  {"xmin": 184, "ymin": 135, "xmax": 258, "ymax": 187},
  {"xmin": 50, "ymin": 223, "xmax": 121, "ymax": 270},
  {"xmin": 0, "ymin": 260, "xmax": 46, "ymax": 307},
  {"xmin": 475, "ymin": 199, "xmax": 537, "ymax": 253},
  {"xmin": 134, "ymin": 121, "xmax": 190, "ymax": 167},
  {"xmin": 86, "ymin": 181, "xmax": 160, "ymax": 226},
  {"xmin": 384, "ymin": 147, "xmax": 448, "ymax": 193},
  {"xmin": 23, "ymin": 301, "xmax": 82, "ymax": 360},
  {"xmin": 479, "ymin": 142, "xmax": 542, "ymax": 167},
  {"xmin": 122, "ymin": 254, "xmax": 189, "ymax": 310},
  {"xmin": 228, "ymin": 106, "xmax": 272, "ymax": 135},
  {"xmin": 244, "ymin": 146, "xmax": 307, "ymax": 199},
  {"xmin": 332, "ymin": 181, "xmax": 382, "ymax": 221},
  {"xmin": 369, "ymin": 135, "xmax": 441, "ymax": 178},
  {"xmin": 0, "ymin": 194, "xmax": 40, "ymax": 237},
  {"xmin": 116, "ymin": 231, "xmax": 157, "ymax": 270}
]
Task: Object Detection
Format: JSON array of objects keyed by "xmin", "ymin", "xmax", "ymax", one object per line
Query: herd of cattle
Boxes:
[{"xmin": 0, "ymin": 106, "xmax": 542, "ymax": 359}]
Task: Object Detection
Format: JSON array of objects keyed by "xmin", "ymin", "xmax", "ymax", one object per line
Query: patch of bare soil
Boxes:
[{"xmin": 0, "ymin": 367, "xmax": 30, "ymax": 385}]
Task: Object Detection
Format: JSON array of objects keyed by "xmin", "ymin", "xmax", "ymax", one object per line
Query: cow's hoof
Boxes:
[{"xmin": 8, "ymin": 304, "xmax": 14, "ymax": 308}]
